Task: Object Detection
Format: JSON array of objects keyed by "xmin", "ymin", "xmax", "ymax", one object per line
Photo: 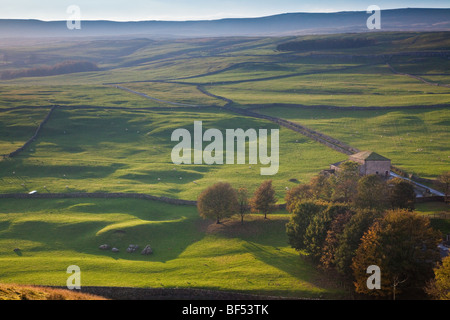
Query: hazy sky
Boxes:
[{"xmin": 1, "ymin": 0, "xmax": 449, "ymax": 21}]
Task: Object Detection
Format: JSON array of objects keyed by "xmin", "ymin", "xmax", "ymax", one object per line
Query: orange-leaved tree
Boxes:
[
  {"xmin": 351, "ymin": 209, "xmax": 442, "ymax": 299},
  {"xmin": 197, "ymin": 182, "xmax": 239, "ymax": 224},
  {"xmin": 251, "ymin": 180, "xmax": 277, "ymax": 219}
]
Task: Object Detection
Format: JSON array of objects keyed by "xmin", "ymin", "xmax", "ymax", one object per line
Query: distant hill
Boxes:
[{"xmin": 0, "ymin": 8, "xmax": 449, "ymax": 39}]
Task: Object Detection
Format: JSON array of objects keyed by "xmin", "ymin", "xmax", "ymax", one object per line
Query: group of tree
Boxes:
[
  {"xmin": 286, "ymin": 198, "xmax": 444, "ymax": 299},
  {"xmin": 285, "ymin": 165, "xmax": 449, "ymax": 299},
  {"xmin": 1, "ymin": 60, "xmax": 99, "ymax": 80},
  {"xmin": 197, "ymin": 180, "xmax": 277, "ymax": 224},
  {"xmin": 285, "ymin": 161, "xmax": 416, "ymax": 212}
]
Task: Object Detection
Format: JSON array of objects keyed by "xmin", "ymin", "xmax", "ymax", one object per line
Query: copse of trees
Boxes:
[
  {"xmin": 285, "ymin": 167, "xmax": 417, "ymax": 212},
  {"xmin": 285, "ymin": 169, "xmax": 448, "ymax": 299},
  {"xmin": 1, "ymin": 60, "xmax": 100, "ymax": 80}
]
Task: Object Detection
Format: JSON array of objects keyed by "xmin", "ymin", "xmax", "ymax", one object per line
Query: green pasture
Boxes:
[
  {"xmin": 0, "ymin": 107, "xmax": 343, "ymax": 201},
  {"xmin": 205, "ymin": 67, "xmax": 450, "ymax": 108},
  {"xmin": 256, "ymin": 106, "xmax": 450, "ymax": 179},
  {"xmin": 0, "ymin": 108, "xmax": 49, "ymax": 155},
  {"xmin": 0, "ymin": 197, "xmax": 344, "ymax": 298},
  {"xmin": 121, "ymin": 82, "xmax": 224, "ymax": 106}
]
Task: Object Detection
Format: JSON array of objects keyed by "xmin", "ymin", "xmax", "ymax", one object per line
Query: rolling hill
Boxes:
[{"xmin": 0, "ymin": 8, "xmax": 449, "ymax": 39}]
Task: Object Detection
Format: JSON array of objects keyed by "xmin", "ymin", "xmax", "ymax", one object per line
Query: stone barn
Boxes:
[{"xmin": 331, "ymin": 150, "xmax": 391, "ymax": 177}]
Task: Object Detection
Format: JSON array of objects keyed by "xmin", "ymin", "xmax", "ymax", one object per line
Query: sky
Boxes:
[{"xmin": 0, "ymin": 0, "xmax": 449, "ymax": 21}]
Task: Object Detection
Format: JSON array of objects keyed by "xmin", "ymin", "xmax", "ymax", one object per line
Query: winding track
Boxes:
[{"xmin": 2, "ymin": 55, "xmax": 448, "ymax": 197}]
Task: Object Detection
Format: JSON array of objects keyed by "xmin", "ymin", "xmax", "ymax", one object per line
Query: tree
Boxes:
[
  {"xmin": 388, "ymin": 177, "xmax": 416, "ymax": 210},
  {"xmin": 286, "ymin": 200, "xmax": 328, "ymax": 251},
  {"xmin": 251, "ymin": 180, "xmax": 277, "ymax": 219},
  {"xmin": 197, "ymin": 182, "xmax": 239, "ymax": 224},
  {"xmin": 332, "ymin": 161, "xmax": 360, "ymax": 202},
  {"xmin": 309, "ymin": 173, "xmax": 333, "ymax": 201},
  {"xmin": 320, "ymin": 211, "xmax": 354, "ymax": 270},
  {"xmin": 351, "ymin": 209, "xmax": 442, "ymax": 298},
  {"xmin": 304, "ymin": 203, "xmax": 353, "ymax": 261},
  {"xmin": 355, "ymin": 174, "xmax": 388, "ymax": 210},
  {"xmin": 425, "ymin": 255, "xmax": 450, "ymax": 300},
  {"xmin": 237, "ymin": 187, "xmax": 249, "ymax": 224},
  {"xmin": 334, "ymin": 209, "xmax": 383, "ymax": 278},
  {"xmin": 285, "ymin": 184, "xmax": 313, "ymax": 212}
]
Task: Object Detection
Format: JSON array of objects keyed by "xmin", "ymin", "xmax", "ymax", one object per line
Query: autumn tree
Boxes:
[
  {"xmin": 251, "ymin": 180, "xmax": 277, "ymax": 219},
  {"xmin": 197, "ymin": 182, "xmax": 239, "ymax": 224},
  {"xmin": 320, "ymin": 211, "xmax": 354, "ymax": 271},
  {"xmin": 425, "ymin": 255, "xmax": 450, "ymax": 300},
  {"xmin": 351, "ymin": 209, "xmax": 442, "ymax": 298}
]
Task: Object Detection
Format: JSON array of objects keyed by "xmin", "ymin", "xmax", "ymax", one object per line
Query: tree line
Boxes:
[
  {"xmin": 1, "ymin": 60, "xmax": 99, "ymax": 80},
  {"xmin": 284, "ymin": 163, "xmax": 449, "ymax": 299},
  {"xmin": 197, "ymin": 180, "xmax": 277, "ymax": 225}
]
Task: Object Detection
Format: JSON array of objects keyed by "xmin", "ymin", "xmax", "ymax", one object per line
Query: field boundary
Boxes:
[
  {"xmin": 1, "ymin": 105, "xmax": 57, "ymax": 159},
  {"xmin": 387, "ymin": 62, "xmax": 450, "ymax": 88},
  {"xmin": 221, "ymin": 104, "xmax": 360, "ymax": 155}
]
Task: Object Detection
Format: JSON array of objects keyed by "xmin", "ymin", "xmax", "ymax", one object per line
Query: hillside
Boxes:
[{"xmin": 0, "ymin": 8, "xmax": 449, "ymax": 39}]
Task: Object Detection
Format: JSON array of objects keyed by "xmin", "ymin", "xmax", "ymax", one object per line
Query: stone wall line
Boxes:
[{"xmin": 2, "ymin": 105, "xmax": 58, "ymax": 159}]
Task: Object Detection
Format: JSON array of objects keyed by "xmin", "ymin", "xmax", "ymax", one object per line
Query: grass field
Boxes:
[
  {"xmin": 256, "ymin": 106, "xmax": 450, "ymax": 179},
  {"xmin": 0, "ymin": 31, "xmax": 449, "ymax": 299},
  {"xmin": 0, "ymin": 198, "xmax": 345, "ymax": 299},
  {"xmin": 0, "ymin": 107, "xmax": 343, "ymax": 200}
]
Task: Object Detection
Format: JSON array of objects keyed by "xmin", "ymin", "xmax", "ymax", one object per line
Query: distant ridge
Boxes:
[{"xmin": 0, "ymin": 8, "xmax": 449, "ymax": 39}]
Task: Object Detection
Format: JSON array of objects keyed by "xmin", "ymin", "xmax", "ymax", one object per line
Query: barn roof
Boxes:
[{"xmin": 350, "ymin": 151, "xmax": 390, "ymax": 161}]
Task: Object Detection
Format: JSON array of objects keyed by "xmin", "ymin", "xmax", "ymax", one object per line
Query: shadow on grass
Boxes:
[{"xmin": 0, "ymin": 199, "xmax": 203, "ymax": 264}]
